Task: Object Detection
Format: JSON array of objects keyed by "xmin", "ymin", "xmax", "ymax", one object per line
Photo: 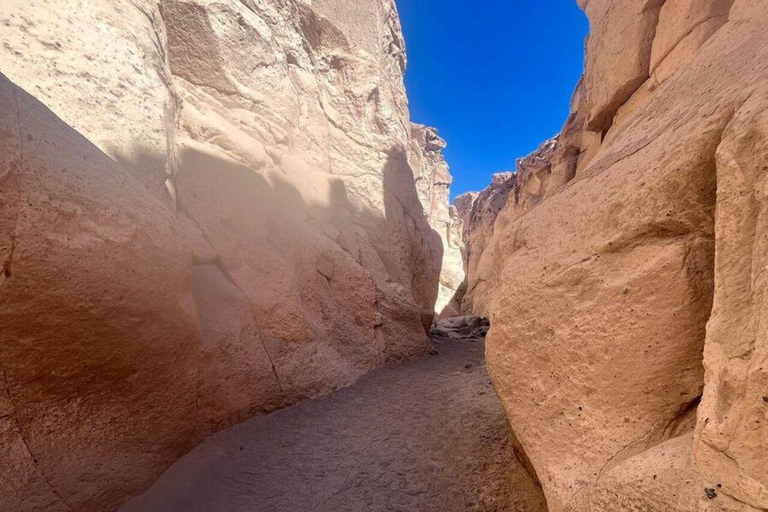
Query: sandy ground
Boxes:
[{"xmin": 119, "ymin": 337, "xmax": 545, "ymax": 512}]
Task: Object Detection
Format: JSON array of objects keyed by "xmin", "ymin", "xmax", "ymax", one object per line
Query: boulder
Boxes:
[{"xmin": 430, "ymin": 316, "xmax": 491, "ymax": 340}]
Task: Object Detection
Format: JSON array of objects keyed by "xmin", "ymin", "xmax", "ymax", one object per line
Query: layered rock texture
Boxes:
[
  {"xmin": 409, "ymin": 124, "xmax": 465, "ymax": 317},
  {"xmin": 0, "ymin": 1, "xmax": 452, "ymax": 510},
  {"xmin": 464, "ymin": 0, "xmax": 768, "ymax": 511}
]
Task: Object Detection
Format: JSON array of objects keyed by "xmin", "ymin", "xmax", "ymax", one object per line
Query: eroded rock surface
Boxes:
[
  {"xmin": 0, "ymin": 0, "xmax": 453, "ymax": 510},
  {"xmin": 466, "ymin": 1, "xmax": 768, "ymax": 511},
  {"xmin": 462, "ymin": 138, "xmax": 559, "ymax": 315},
  {"xmin": 454, "ymin": 191, "xmax": 479, "ymax": 238},
  {"xmin": 409, "ymin": 124, "xmax": 465, "ymax": 317},
  {"xmin": 0, "ymin": 72, "xmax": 200, "ymax": 512}
]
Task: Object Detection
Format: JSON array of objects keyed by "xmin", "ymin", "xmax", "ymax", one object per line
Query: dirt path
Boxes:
[{"xmin": 119, "ymin": 337, "xmax": 545, "ymax": 512}]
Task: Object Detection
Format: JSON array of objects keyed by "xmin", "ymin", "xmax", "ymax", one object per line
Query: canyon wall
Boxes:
[
  {"xmin": 0, "ymin": 1, "xmax": 448, "ymax": 510},
  {"xmin": 467, "ymin": 0, "xmax": 768, "ymax": 511},
  {"xmin": 409, "ymin": 123, "xmax": 465, "ymax": 317},
  {"xmin": 462, "ymin": 137, "xmax": 559, "ymax": 315}
]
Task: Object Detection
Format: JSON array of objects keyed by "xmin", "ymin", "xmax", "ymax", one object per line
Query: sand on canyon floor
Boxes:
[{"xmin": 119, "ymin": 336, "xmax": 544, "ymax": 512}]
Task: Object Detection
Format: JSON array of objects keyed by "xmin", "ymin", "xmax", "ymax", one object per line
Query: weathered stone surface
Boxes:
[
  {"xmin": 460, "ymin": 172, "xmax": 516, "ymax": 315},
  {"xmin": 409, "ymin": 124, "xmax": 464, "ymax": 317},
  {"xmin": 468, "ymin": 1, "xmax": 768, "ymax": 511},
  {"xmin": 693, "ymin": 89, "xmax": 768, "ymax": 510},
  {"xmin": 462, "ymin": 138, "xmax": 558, "ymax": 315},
  {"xmin": 579, "ymin": 0, "xmax": 665, "ymax": 134},
  {"xmin": 0, "ymin": 0, "xmax": 445, "ymax": 509},
  {"xmin": 0, "ymin": 74, "xmax": 200, "ymax": 512},
  {"xmin": 454, "ymin": 191, "xmax": 479, "ymax": 238},
  {"xmin": 446, "ymin": 191, "xmax": 479, "ymax": 315},
  {"xmin": 487, "ymin": 108, "xmax": 720, "ymax": 511},
  {"xmin": 430, "ymin": 316, "xmax": 490, "ymax": 341},
  {"xmin": 566, "ymin": 434, "xmax": 746, "ymax": 511},
  {"xmin": 650, "ymin": 0, "xmax": 735, "ymax": 85},
  {"xmin": 435, "ymin": 205, "xmax": 466, "ymax": 317},
  {"xmin": 0, "ymin": 0, "xmax": 178, "ymax": 195}
]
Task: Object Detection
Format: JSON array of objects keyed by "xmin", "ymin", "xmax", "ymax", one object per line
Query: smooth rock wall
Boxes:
[{"xmin": 0, "ymin": 0, "xmax": 446, "ymax": 510}]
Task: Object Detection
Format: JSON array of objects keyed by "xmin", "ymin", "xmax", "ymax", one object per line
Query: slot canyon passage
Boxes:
[{"xmin": 1, "ymin": 0, "xmax": 767, "ymax": 511}]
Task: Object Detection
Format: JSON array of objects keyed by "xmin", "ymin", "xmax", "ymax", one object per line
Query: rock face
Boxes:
[
  {"xmin": 0, "ymin": 1, "xmax": 444, "ymax": 510},
  {"xmin": 467, "ymin": 0, "xmax": 768, "ymax": 511},
  {"xmin": 460, "ymin": 171, "xmax": 516, "ymax": 314},
  {"xmin": 0, "ymin": 74, "xmax": 201, "ymax": 512},
  {"xmin": 692, "ymin": 74, "xmax": 768, "ymax": 509},
  {"xmin": 408, "ymin": 124, "xmax": 465, "ymax": 317},
  {"xmin": 462, "ymin": 137, "xmax": 558, "ymax": 315},
  {"xmin": 454, "ymin": 191, "xmax": 479, "ymax": 238}
]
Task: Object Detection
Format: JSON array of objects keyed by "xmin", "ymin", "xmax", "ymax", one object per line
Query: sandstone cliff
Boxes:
[
  {"xmin": 454, "ymin": 190, "xmax": 479, "ymax": 238},
  {"xmin": 0, "ymin": 1, "xmax": 447, "ymax": 510},
  {"xmin": 467, "ymin": 0, "xmax": 768, "ymax": 511},
  {"xmin": 408, "ymin": 123, "xmax": 465, "ymax": 318},
  {"xmin": 461, "ymin": 137, "xmax": 559, "ymax": 315}
]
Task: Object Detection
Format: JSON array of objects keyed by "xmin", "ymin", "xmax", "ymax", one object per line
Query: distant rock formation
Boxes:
[
  {"xmin": 454, "ymin": 191, "xmax": 479, "ymax": 238},
  {"xmin": 408, "ymin": 124, "xmax": 465, "ymax": 318},
  {"xmin": 461, "ymin": 137, "xmax": 559, "ymax": 315},
  {"xmin": 0, "ymin": 0, "xmax": 445, "ymax": 510},
  {"xmin": 463, "ymin": 0, "xmax": 768, "ymax": 511}
]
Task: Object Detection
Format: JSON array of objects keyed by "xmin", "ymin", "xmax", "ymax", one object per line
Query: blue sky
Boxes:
[{"xmin": 397, "ymin": 1, "xmax": 589, "ymax": 200}]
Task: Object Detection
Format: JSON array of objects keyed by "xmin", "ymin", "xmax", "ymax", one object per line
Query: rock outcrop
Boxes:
[
  {"xmin": 408, "ymin": 124, "xmax": 465, "ymax": 317},
  {"xmin": 466, "ymin": 0, "xmax": 768, "ymax": 511},
  {"xmin": 462, "ymin": 137, "xmax": 558, "ymax": 315},
  {"xmin": 0, "ymin": 1, "xmax": 445, "ymax": 510},
  {"xmin": 460, "ymin": 171, "xmax": 516, "ymax": 314},
  {"xmin": 454, "ymin": 191, "xmax": 479, "ymax": 238}
]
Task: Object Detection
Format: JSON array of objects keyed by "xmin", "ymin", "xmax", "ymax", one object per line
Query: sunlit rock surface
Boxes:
[
  {"xmin": 0, "ymin": 0, "xmax": 444, "ymax": 510},
  {"xmin": 461, "ymin": 138, "xmax": 559, "ymax": 316},
  {"xmin": 408, "ymin": 124, "xmax": 464, "ymax": 318},
  {"xmin": 465, "ymin": 0, "xmax": 768, "ymax": 511}
]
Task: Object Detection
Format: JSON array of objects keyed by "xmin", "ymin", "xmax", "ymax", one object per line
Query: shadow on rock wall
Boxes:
[
  {"xmin": 110, "ymin": 141, "xmax": 445, "ymax": 429},
  {"xmin": 381, "ymin": 148, "xmax": 444, "ymax": 333},
  {"xmin": 0, "ymin": 73, "xmax": 444, "ymax": 512}
]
